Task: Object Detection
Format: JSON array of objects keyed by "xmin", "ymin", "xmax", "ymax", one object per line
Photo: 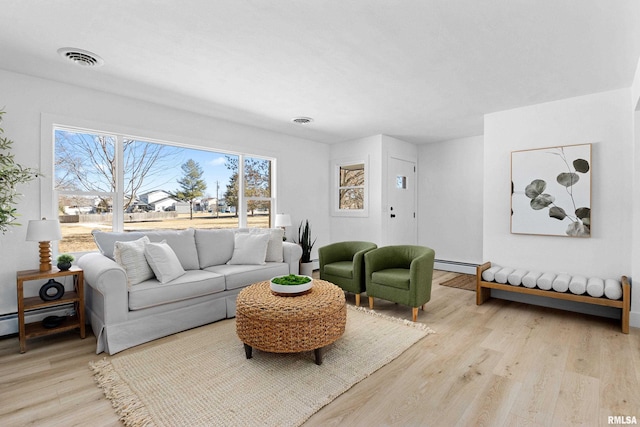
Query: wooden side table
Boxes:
[{"xmin": 16, "ymin": 267, "xmax": 85, "ymax": 353}]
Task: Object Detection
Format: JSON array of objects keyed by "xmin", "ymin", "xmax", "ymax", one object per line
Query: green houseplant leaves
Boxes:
[{"xmin": 296, "ymin": 219, "xmax": 316, "ymax": 263}]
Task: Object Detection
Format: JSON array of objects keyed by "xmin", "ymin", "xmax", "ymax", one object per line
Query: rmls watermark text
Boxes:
[{"xmin": 608, "ymin": 416, "xmax": 637, "ymax": 425}]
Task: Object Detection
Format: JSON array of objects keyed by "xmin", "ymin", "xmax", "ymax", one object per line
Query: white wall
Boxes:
[
  {"xmin": 328, "ymin": 134, "xmax": 418, "ymax": 246},
  {"xmin": 484, "ymin": 89, "xmax": 633, "ymax": 280},
  {"xmin": 0, "ymin": 69, "xmax": 330, "ymax": 321},
  {"xmin": 329, "ymin": 135, "xmax": 383, "ymax": 244},
  {"xmin": 630, "ymin": 55, "xmax": 640, "ymax": 327},
  {"xmin": 418, "ymin": 135, "xmax": 484, "ymax": 264}
]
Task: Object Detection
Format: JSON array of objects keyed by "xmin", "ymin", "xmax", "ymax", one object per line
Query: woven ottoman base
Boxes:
[{"xmin": 236, "ymin": 280, "xmax": 346, "ymax": 365}]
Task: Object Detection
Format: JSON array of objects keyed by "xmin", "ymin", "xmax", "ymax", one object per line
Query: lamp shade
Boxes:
[
  {"xmin": 275, "ymin": 213, "xmax": 292, "ymax": 228},
  {"xmin": 26, "ymin": 219, "xmax": 62, "ymax": 242}
]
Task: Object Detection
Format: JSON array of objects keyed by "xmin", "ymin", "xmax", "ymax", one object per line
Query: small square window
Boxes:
[{"xmin": 333, "ymin": 160, "xmax": 368, "ymax": 217}]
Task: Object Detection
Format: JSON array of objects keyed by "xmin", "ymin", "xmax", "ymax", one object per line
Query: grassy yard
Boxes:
[{"xmin": 59, "ymin": 213, "xmax": 270, "ymax": 253}]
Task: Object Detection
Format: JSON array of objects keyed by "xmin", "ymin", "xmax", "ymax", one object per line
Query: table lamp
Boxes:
[
  {"xmin": 275, "ymin": 213, "xmax": 292, "ymax": 241},
  {"xmin": 26, "ymin": 218, "xmax": 62, "ymax": 272}
]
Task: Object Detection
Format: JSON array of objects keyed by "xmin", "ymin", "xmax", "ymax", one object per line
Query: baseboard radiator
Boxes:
[
  {"xmin": 434, "ymin": 259, "xmax": 478, "ymax": 275},
  {"xmin": 0, "ymin": 304, "xmax": 74, "ymax": 337}
]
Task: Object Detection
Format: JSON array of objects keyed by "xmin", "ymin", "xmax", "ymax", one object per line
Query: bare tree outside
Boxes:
[
  {"xmin": 55, "ymin": 132, "xmax": 179, "ymax": 211},
  {"xmin": 223, "ymin": 156, "xmax": 239, "ymax": 216},
  {"xmin": 223, "ymin": 156, "xmax": 271, "ymax": 216},
  {"xmin": 244, "ymin": 157, "xmax": 271, "ymax": 215},
  {"xmin": 339, "ymin": 163, "xmax": 365, "ymax": 209}
]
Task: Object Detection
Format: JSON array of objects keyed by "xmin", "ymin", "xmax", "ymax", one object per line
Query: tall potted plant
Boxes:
[{"xmin": 297, "ymin": 219, "xmax": 316, "ymax": 276}]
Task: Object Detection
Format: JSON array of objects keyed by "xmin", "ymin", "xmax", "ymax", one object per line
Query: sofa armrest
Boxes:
[
  {"xmin": 282, "ymin": 241, "xmax": 303, "ymax": 274},
  {"xmin": 77, "ymin": 252, "xmax": 130, "ymax": 325}
]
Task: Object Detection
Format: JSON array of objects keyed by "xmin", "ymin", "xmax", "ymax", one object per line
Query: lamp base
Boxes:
[{"xmin": 38, "ymin": 241, "xmax": 52, "ymax": 272}]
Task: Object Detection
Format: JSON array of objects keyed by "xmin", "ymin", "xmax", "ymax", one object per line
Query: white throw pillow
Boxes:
[
  {"xmin": 227, "ymin": 232, "xmax": 270, "ymax": 265},
  {"xmin": 114, "ymin": 236, "xmax": 155, "ymax": 286},
  {"xmin": 250, "ymin": 228, "xmax": 284, "ymax": 262},
  {"xmin": 144, "ymin": 228, "xmax": 199, "ymax": 270},
  {"xmin": 93, "ymin": 230, "xmax": 146, "ymax": 260},
  {"xmin": 194, "ymin": 229, "xmax": 235, "ymax": 268},
  {"xmin": 144, "ymin": 240, "xmax": 186, "ymax": 284}
]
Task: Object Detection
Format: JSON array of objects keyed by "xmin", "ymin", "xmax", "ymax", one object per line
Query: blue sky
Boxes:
[
  {"xmin": 140, "ymin": 147, "xmax": 236, "ymax": 199},
  {"xmin": 54, "ymin": 129, "xmax": 237, "ymax": 199}
]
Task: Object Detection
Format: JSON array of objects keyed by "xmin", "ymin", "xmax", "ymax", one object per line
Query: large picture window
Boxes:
[{"xmin": 54, "ymin": 127, "xmax": 274, "ymax": 253}]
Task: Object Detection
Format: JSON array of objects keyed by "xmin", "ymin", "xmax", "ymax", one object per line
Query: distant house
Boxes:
[
  {"xmin": 139, "ymin": 190, "xmax": 187, "ymax": 212},
  {"xmin": 62, "ymin": 205, "xmax": 93, "ymax": 215},
  {"xmin": 151, "ymin": 196, "xmax": 179, "ymax": 212},
  {"xmin": 202, "ymin": 197, "xmax": 218, "ymax": 212},
  {"xmin": 140, "ymin": 190, "xmax": 170, "ymax": 208},
  {"xmin": 61, "ymin": 195, "xmax": 111, "ymax": 214}
]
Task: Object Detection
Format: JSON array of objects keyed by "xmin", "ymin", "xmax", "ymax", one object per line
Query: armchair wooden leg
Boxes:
[
  {"xmin": 355, "ymin": 293, "xmax": 361, "ymax": 307},
  {"xmin": 368, "ymin": 296, "xmax": 374, "ymax": 309},
  {"xmin": 412, "ymin": 307, "xmax": 418, "ymax": 322}
]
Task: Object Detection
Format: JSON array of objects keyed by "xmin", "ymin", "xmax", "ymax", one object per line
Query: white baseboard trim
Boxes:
[
  {"xmin": 434, "ymin": 259, "xmax": 477, "ymax": 275},
  {"xmin": 629, "ymin": 311, "xmax": 640, "ymax": 329}
]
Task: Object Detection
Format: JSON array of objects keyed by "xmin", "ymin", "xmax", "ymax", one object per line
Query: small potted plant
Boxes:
[{"xmin": 56, "ymin": 254, "xmax": 74, "ymax": 271}]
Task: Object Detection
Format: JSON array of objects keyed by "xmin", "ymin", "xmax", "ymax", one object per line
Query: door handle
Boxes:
[{"xmin": 390, "ymin": 214, "xmax": 396, "ymax": 218}]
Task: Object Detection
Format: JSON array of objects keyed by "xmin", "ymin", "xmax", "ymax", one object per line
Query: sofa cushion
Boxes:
[
  {"xmin": 371, "ymin": 268, "xmax": 411, "ymax": 290},
  {"xmin": 128, "ymin": 270, "xmax": 225, "ymax": 310},
  {"xmin": 249, "ymin": 228, "xmax": 284, "ymax": 262},
  {"xmin": 144, "ymin": 241, "xmax": 186, "ymax": 284},
  {"xmin": 195, "ymin": 229, "xmax": 235, "ymax": 268},
  {"xmin": 113, "ymin": 236, "xmax": 155, "ymax": 286},
  {"xmin": 324, "ymin": 261, "xmax": 354, "ymax": 279},
  {"xmin": 144, "ymin": 228, "xmax": 199, "ymax": 270},
  {"xmin": 93, "ymin": 230, "xmax": 146, "ymax": 260},
  {"xmin": 227, "ymin": 232, "xmax": 270, "ymax": 265},
  {"xmin": 205, "ymin": 263, "xmax": 289, "ymax": 290}
]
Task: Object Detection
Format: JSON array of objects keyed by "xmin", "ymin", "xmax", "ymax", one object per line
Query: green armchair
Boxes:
[
  {"xmin": 319, "ymin": 241, "xmax": 377, "ymax": 306},
  {"xmin": 365, "ymin": 245, "xmax": 435, "ymax": 321}
]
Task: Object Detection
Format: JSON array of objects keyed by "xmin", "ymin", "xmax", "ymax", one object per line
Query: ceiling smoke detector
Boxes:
[
  {"xmin": 291, "ymin": 117, "xmax": 314, "ymax": 124},
  {"xmin": 57, "ymin": 48, "xmax": 104, "ymax": 67}
]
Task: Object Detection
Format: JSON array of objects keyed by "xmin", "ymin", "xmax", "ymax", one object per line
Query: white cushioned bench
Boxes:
[{"xmin": 476, "ymin": 262, "xmax": 631, "ymax": 334}]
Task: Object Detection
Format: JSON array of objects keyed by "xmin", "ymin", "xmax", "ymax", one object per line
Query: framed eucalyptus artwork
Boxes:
[{"xmin": 511, "ymin": 143, "xmax": 591, "ymax": 237}]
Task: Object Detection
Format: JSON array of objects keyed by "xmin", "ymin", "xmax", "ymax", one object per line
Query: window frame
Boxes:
[{"xmin": 332, "ymin": 157, "xmax": 368, "ymax": 217}]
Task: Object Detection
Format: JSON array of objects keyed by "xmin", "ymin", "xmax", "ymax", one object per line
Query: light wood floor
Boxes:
[{"xmin": 1, "ymin": 270, "xmax": 638, "ymax": 426}]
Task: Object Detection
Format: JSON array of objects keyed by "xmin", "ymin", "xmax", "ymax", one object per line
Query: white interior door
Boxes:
[{"xmin": 387, "ymin": 157, "xmax": 417, "ymax": 245}]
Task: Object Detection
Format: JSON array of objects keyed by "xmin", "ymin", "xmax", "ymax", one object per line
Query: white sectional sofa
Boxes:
[{"xmin": 77, "ymin": 227, "xmax": 302, "ymax": 354}]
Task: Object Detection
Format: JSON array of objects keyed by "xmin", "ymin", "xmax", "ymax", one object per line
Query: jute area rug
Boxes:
[
  {"xmin": 89, "ymin": 305, "xmax": 434, "ymax": 427},
  {"xmin": 439, "ymin": 274, "xmax": 476, "ymax": 291}
]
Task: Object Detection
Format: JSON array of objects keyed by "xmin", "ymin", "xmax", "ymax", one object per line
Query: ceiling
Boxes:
[{"xmin": 1, "ymin": 1, "xmax": 639, "ymax": 145}]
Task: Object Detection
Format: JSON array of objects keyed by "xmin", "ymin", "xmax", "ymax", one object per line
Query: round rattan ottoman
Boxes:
[{"xmin": 235, "ymin": 279, "xmax": 346, "ymax": 365}]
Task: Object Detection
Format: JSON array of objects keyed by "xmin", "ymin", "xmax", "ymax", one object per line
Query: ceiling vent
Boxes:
[
  {"xmin": 291, "ymin": 117, "xmax": 314, "ymax": 124},
  {"xmin": 57, "ymin": 48, "xmax": 104, "ymax": 67}
]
